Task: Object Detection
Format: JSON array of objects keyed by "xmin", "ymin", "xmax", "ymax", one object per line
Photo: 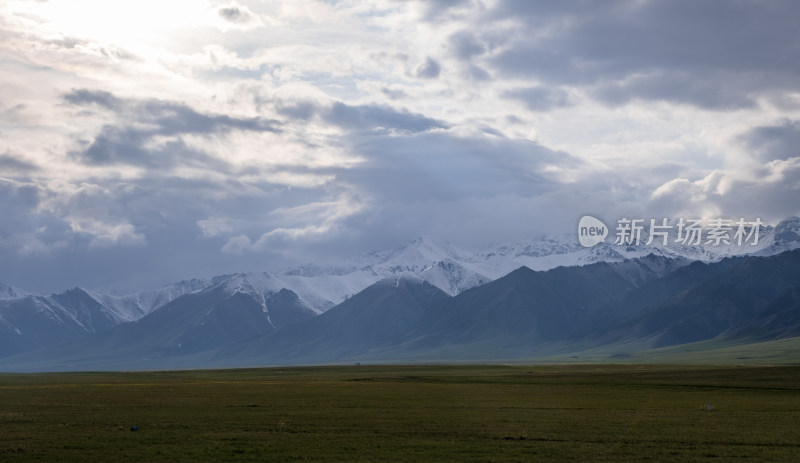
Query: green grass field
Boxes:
[{"xmin": 2, "ymin": 364, "xmax": 799, "ymax": 462}]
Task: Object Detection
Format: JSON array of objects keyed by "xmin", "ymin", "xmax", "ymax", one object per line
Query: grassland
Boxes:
[
  {"xmin": 517, "ymin": 336, "xmax": 800, "ymax": 366},
  {"xmin": 1, "ymin": 364, "xmax": 799, "ymax": 462}
]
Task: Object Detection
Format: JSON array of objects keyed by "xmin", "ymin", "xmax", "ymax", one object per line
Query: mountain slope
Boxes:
[
  {"xmin": 719, "ymin": 286, "xmax": 800, "ymax": 341},
  {"xmin": 1, "ymin": 221, "xmax": 799, "ymax": 370},
  {"xmin": 0, "ymin": 283, "xmax": 28, "ymax": 300},
  {"xmin": 248, "ymin": 216, "xmax": 800, "ymax": 315},
  {"xmin": 0, "ymin": 288, "xmax": 120, "ymax": 357},
  {"xmin": 611, "ymin": 250, "xmax": 800, "ymax": 348},
  {"xmin": 223, "ymin": 275, "xmax": 450, "ymax": 364},
  {"xmin": 0, "ymin": 282, "xmax": 316, "ymax": 371},
  {"xmin": 90, "ymin": 276, "xmax": 223, "ymax": 322},
  {"xmin": 243, "ymin": 250, "xmax": 800, "ymax": 365},
  {"xmin": 392, "ymin": 263, "xmax": 635, "ymax": 356}
]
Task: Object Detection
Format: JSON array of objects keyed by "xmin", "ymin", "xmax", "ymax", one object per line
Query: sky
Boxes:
[{"xmin": 1, "ymin": 0, "xmax": 799, "ymax": 293}]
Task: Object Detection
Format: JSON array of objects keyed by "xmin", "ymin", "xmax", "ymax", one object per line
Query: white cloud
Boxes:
[
  {"xmin": 78, "ymin": 220, "xmax": 147, "ymax": 248},
  {"xmin": 197, "ymin": 217, "xmax": 234, "ymax": 237},
  {"xmin": 221, "ymin": 234, "xmax": 252, "ymax": 255},
  {"xmin": 649, "ymin": 157, "xmax": 800, "ymax": 221}
]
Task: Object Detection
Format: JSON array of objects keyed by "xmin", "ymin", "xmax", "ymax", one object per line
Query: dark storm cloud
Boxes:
[
  {"xmin": 324, "ymin": 102, "xmax": 447, "ymax": 132},
  {"xmin": 0, "ymin": 181, "xmax": 39, "ymax": 210},
  {"xmin": 381, "ymin": 87, "xmax": 409, "ymax": 100},
  {"xmin": 218, "ymin": 4, "xmax": 257, "ymax": 24},
  {"xmin": 274, "ymin": 100, "xmax": 317, "ymax": 120},
  {"xmin": 0, "ymin": 179, "xmax": 66, "ymax": 265},
  {"xmin": 219, "ymin": 7, "xmax": 244, "ymax": 21},
  {"xmin": 328, "ymin": 129, "xmax": 597, "ymax": 248},
  {"xmin": 454, "ymin": 0, "xmax": 800, "ymax": 109},
  {"xmin": 416, "ymin": 57, "xmax": 441, "ymax": 79},
  {"xmin": 449, "ymin": 31, "xmax": 486, "ymax": 59},
  {"xmin": 592, "ymin": 71, "xmax": 759, "ymax": 110},
  {"xmin": 63, "ymin": 89, "xmax": 280, "ymax": 167},
  {"xmin": 0, "ymin": 163, "xmax": 335, "ymax": 292},
  {"xmin": 63, "ymin": 89, "xmax": 123, "ymax": 110},
  {"xmin": 466, "ymin": 65, "xmax": 490, "ymax": 81},
  {"xmin": 2, "ymin": 89, "xmax": 457, "ymax": 291},
  {"xmin": 79, "ymin": 129, "xmax": 229, "ymax": 169},
  {"xmin": 0, "ymin": 153, "xmax": 39, "ymax": 173},
  {"xmin": 502, "ymin": 86, "xmax": 571, "ymax": 111},
  {"xmin": 339, "ymin": 131, "xmax": 581, "ymax": 204},
  {"xmin": 276, "ymin": 99, "xmax": 448, "ymax": 133},
  {"xmin": 140, "ymin": 100, "xmax": 278, "ymax": 134},
  {"xmin": 741, "ymin": 119, "xmax": 800, "ymax": 162}
]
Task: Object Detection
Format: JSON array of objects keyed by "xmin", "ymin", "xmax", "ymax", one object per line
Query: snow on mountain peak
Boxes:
[
  {"xmin": 0, "ymin": 283, "xmax": 29, "ymax": 300},
  {"xmin": 774, "ymin": 216, "xmax": 800, "ymax": 244},
  {"xmin": 89, "ymin": 277, "xmax": 217, "ymax": 322},
  {"xmin": 8, "ymin": 217, "xmax": 798, "ymax": 328},
  {"xmin": 187, "ymin": 220, "xmax": 800, "ymax": 317}
]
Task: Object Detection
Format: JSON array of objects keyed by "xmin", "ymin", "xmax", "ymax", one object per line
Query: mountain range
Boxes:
[{"xmin": 1, "ymin": 217, "xmax": 799, "ymax": 371}]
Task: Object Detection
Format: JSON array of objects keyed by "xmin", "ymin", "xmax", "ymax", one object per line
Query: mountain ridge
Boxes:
[
  {"xmin": 4, "ymin": 249, "xmax": 797, "ymax": 371},
  {"xmin": 0, "ymin": 218, "xmax": 798, "ymax": 369}
]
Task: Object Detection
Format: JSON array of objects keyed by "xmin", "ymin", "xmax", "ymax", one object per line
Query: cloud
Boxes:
[
  {"xmin": 466, "ymin": 65, "xmax": 490, "ymax": 81},
  {"xmin": 76, "ymin": 127, "xmax": 229, "ymax": 169},
  {"xmin": 64, "ymin": 90, "xmax": 280, "ymax": 134},
  {"xmin": 741, "ymin": 119, "xmax": 800, "ymax": 162},
  {"xmin": 382, "ymin": 87, "xmax": 408, "ymax": 100},
  {"xmin": 2, "ymin": 0, "xmax": 799, "ymax": 294},
  {"xmin": 63, "ymin": 90, "xmax": 280, "ymax": 168},
  {"xmin": 69, "ymin": 219, "xmax": 146, "ymax": 249},
  {"xmin": 648, "ymin": 158, "xmax": 800, "ymax": 221},
  {"xmin": 221, "ymin": 234, "xmax": 252, "ymax": 255},
  {"xmin": 209, "ymin": 127, "xmax": 586, "ymax": 260},
  {"xmin": 275, "ymin": 97, "xmax": 448, "ymax": 133},
  {"xmin": 323, "ymin": 102, "xmax": 447, "ymax": 133},
  {"xmin": 322, "ymin": 129, "xmax": 586, "ymax": 250},
  {"xmin": 422, "ymin": 0, "xmax": 475, "ymax": 21},
  {"xmin": 197, "ymin": 217, "xmax": 235, "ymax": 237},
  {"xmin": 592, "ymin": 71, "xmax": 759, "ymax": 110},
  {"xmin": 220, "ymin": 193, "xmax": 363, "ymax": 257},
  {"xmin": 0, "ymin": 153, "xmax": 39, "ymax": 173},
  {"xmin": 449, "ymin": 31, "xmax": 486, "ymax": 59},
  {"xmin": 503, "ymin": 86, "xmax": 571, "ymax": 111},
  {"xmin": 62, "ymin": 89, "xmax": 123, "ymax": 110},
  {"xmin": 340, "ymin": 131, "xmax": 579, "ymax": 199},
  {"xmin": 416, "ymin": 57, "xmax": 441, "ymax": 79},
  {"xmin": 457, "ymin": 0, "xmax": 800, "ymax": 110},
  {"xmin": 218, "ymin": 4, "xmax": 258, "ymax": 25},
  {"xmin": 0, "ymin": 178, "xmax": 70, "ymax": 258}
]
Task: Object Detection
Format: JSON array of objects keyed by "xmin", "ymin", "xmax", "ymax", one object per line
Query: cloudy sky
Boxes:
[{"xmin": 1, "ymin": 0, "xmax": 799, "ymax": 292}]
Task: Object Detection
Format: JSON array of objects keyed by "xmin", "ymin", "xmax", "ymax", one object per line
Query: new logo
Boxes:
[{"xmin": 578, "ymin": 215, "xmax": 608, "ymax": 248}]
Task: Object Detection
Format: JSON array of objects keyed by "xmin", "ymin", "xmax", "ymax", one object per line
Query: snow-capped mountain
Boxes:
[
  {"xmin": 0, "ymin": 278, "xmax": 233, "ymax": 357},
  {"xmin": 89, "ymin": 276, "xmax": 223, "ymax": 322},
  {"xmin": 1, "ymin": 217, "xmax": 798, "ymax": 361},
  {"xmin": 478, "ymin": 216, "xmax": 800, "ymax": 276},
  {"xmin": 188, "ymin": 238, "xmax": 490, "ymax": 316},
  {"xmin": 755, "ymin": 216, "xmax": 800, "ymax": 256},
  {"xmin": 0, "ymin": 283, "xmax": 29, "ymax": 300},
  {"xmin": 279, "ymin": 237, "xmax": 491, "ymax": 300},
  {"xmin": 75, "ymin": 216, "xmax": 800, "ymax": 321},
  {"xmin": 0, "ymin": 288, "xmax": 123, "ymax": 356},
  {"xmin": 1, "ymin": 218, "xmax": 799, "ymax": 369}
]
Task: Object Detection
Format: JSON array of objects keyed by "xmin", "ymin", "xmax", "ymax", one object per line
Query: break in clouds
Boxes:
[{"xmin": 1, "ymin": 0, "xmax": 799, "ymax": 292}]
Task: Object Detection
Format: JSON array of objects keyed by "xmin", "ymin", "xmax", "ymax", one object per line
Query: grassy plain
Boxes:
[{"xmin": 1, "ymin": 364, "xmax": 799, "ymax": 462}]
